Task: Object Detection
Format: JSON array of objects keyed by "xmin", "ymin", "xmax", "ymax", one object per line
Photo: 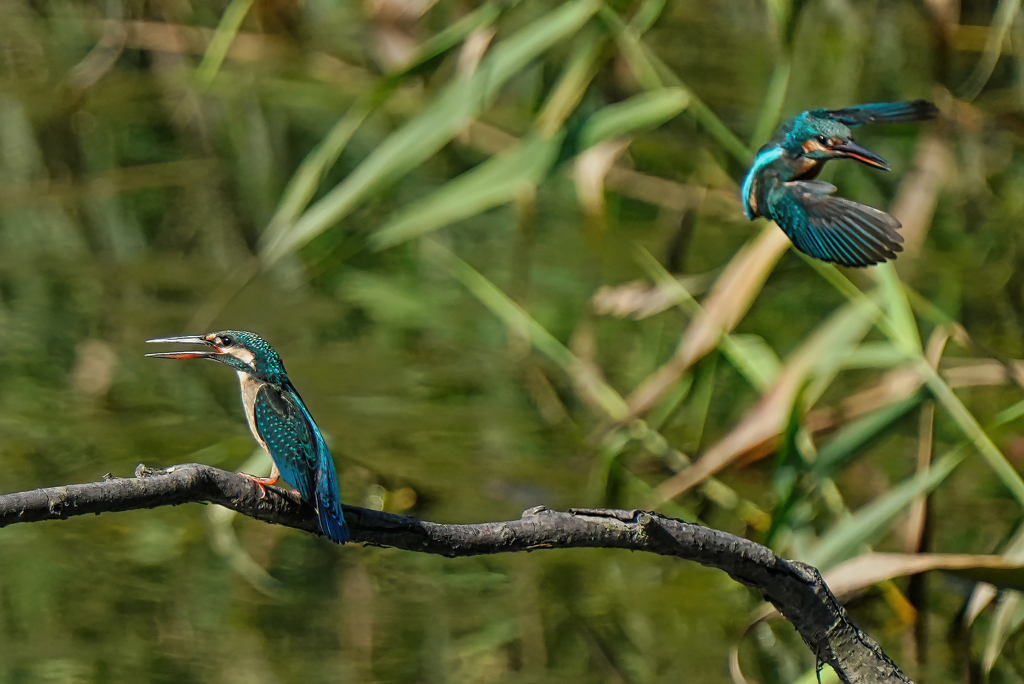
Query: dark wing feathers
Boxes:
[
  {"xmin": 767, "ymin": 180, "xmax": 904, "ymax": 268},
  {"xmin": 811, "ymin": 100, "xmax": 938, "ymax": 127},
  {"xmin": 253, "ymin": 383, "xmax": 350, "ymax": 543},
  {"xmin": 253, "ymin": 383, "xmax": 318, "ymax": 501}
]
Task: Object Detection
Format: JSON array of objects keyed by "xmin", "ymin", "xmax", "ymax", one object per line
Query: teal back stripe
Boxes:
[{"xmin": 741, "ymin": 147, "xmax": 783, "ymax": 219}]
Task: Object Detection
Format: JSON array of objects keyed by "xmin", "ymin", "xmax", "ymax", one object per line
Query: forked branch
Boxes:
[{"xmin": 0, "ymin": 463, "xmax": 910, "ymax": 684}]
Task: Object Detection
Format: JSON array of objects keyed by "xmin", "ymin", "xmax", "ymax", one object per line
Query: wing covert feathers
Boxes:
[{"xmin": 768, "ymin": 180, "xmax": 904, "ymax": 268}]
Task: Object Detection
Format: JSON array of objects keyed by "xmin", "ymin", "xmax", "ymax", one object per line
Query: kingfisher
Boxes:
[
  {"xmin": 741, "ymin": 100, "xmax": 938, "ymax": 267},
  {"xmin": 146, "ymin": 330, "xmax": 349, "ymax": 543}
]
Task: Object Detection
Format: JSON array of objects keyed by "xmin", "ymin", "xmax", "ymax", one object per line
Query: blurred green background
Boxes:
[{"xmin": 4, "ymin": 0, "xmax": 1024, "ymax": 681}]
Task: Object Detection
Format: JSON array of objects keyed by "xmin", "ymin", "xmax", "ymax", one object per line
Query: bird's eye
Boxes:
[
  {"xmin": 219, "ymin": 335, "xmax": 233, "ymax": 347},
  {"xmin": 816, "ymin": 135, "xmax": 828, "ymax": 145}
]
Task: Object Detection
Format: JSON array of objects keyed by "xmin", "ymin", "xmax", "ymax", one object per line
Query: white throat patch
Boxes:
[{"xmin": 231, "ymin": 348, "xmax": 256, "ymax": 369}]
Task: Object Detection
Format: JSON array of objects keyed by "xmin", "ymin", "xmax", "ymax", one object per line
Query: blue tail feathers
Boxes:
[{"xmin": 315, "ymin": 457, "xmax": 350, "ymax": 544}]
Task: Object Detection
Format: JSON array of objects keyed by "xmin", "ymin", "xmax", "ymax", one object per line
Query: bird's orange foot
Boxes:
[{"xmin": 238, "ymin": 472, "xmax": 280, "ymax": 499}]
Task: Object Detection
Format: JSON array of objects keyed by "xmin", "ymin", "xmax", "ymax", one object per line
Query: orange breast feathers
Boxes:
[{"xmin": 792, "ymin": 143, "xmax": 827, "ymax": 181}]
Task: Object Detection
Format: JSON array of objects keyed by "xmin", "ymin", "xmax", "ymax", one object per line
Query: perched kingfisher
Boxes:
[
  {"xmin": 741, "ymin": 100, "xmax": 938, "ymax": 267},
  {"xmin": 146, "ymin": 330, "xmax": 349, "ymax": 543}
]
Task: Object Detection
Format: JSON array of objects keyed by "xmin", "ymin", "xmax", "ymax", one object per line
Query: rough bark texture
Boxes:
[{"xmin": 0, "ymin": 463, "xmax": 912, "ymax": 684}]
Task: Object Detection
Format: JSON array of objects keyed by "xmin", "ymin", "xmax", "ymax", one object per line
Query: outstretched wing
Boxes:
[
  {"xmin": 253, "ymin": 383, "xmax": 318, "ymax": 501},
  {"xmin": 811, "ymin": 100, "xmax": 938, "ymax": 127},
  {"xmin": 767, "ymin": 180, "xmax": 904, "ymax": 268}
]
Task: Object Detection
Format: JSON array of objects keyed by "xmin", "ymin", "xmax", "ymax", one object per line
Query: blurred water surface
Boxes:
[{"xmin": 3, "ymin": 0, "xmax": 1024, "ymax": 682}]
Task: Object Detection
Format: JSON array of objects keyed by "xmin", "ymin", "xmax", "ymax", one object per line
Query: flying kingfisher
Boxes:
[
  {"xmin": 146, "ymin": 330, "xmax": 349, "ymax": 543},
  {"xmin": 741, "ymin": 100, "xmax": 938, "ymax": 267}
]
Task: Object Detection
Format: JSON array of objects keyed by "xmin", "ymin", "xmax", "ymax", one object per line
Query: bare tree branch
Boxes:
[{"xmin": 0, "ymin": 463, "xmax": 911, "ymax": 684}]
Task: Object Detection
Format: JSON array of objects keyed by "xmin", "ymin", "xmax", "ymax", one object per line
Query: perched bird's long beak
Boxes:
[
  {"xmin": 145, "ymin": 335, "xmax": 221, "ymax": 360},
  {"xmin": 831, "ymin": 140, "xmax": 890, "ymax": 171}
]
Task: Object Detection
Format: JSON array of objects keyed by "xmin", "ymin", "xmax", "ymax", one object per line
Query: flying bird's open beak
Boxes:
[
  {"xmin": 831, "ymin": 140, "xmax": 890, "ymax": 171},
  {"xmin": 145, "ymin": 335, "xmax": 222, "ymax": 360}
]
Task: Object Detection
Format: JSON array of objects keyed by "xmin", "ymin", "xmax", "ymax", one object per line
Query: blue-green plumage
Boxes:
[
  {"xmin": 741, "ymin": 100, "xmax": 938, "ymax": 267},
  {"xmin": 146, "ymin": 330, "xmax": 349, "ymax": 543}
]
